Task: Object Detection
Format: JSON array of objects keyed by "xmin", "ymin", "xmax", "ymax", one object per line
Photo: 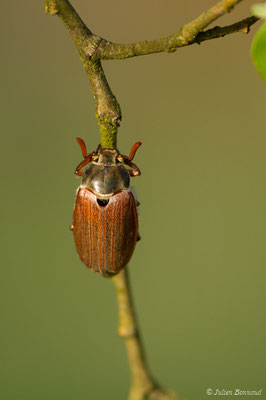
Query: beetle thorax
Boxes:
[
  {"xmin": 81, "ymin": 149, "xmax": 130, "ymax": 198},
  {"xmin": 97, "ymin": 149, "xmax": 118, "ymax": 165}
]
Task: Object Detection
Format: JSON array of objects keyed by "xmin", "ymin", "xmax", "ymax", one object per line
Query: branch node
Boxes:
[
  {"xmin": 85, "ymin": 35, "xmax": 103, "ymax": 58},
  {"xmin": 239, "ymin": 26, "xmax": 249, "ymax": 34},
  {"xmin": 44, "ymin": 0, "xmax": 59, "ymax": 15},
  {"xmin": 179, "ymin": 27, "xmax": 195, "ymax": 44},
  {"xmin": 118, "ymin": 326, "xmax": 137, "ymax": 339},
  {"xmin": 166, "ymin": 43, "xmax": 178, "ymax": 53}
]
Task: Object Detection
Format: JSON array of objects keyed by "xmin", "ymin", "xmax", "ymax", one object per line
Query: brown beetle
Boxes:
[{"xmin": 71, "ymin": 138, "xmax": 141, "ymax": 277}]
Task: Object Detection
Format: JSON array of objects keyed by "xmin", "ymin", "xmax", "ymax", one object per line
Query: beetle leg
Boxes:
[
  {"xmin": 128, "ymin": 142, "xmax": 142, "ymax": 161},
  {"xmin": 119, "ymin": 142, "xmax": 141, "ymax": 176},
  {"xmin": 137, "ymin": 233, "xmax": 141, "ymax": 242},
  {"xmin": 70, "ymin": 224, "xmax": 74, "ymax": 231},
  {"xmin": 123, "ymin": 158, "xmax": 141, "ymax": 176},
  {"xmin": 74, "ymin": 153, "xmax": 95, "ymax": 176}
]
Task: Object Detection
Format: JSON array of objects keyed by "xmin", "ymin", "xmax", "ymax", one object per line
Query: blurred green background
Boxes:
[{"xmin": 1, "ymin": 1, "xmax": 266, "ymax": 399}]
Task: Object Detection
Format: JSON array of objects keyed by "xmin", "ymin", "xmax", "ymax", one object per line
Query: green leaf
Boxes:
[
  {"xmin": 251, "ymin": 22, "xmax": 266, "ymax": 81},
  {"xmin": 251, "ymin": 3, "xmax": 266, "ymax": 19}
]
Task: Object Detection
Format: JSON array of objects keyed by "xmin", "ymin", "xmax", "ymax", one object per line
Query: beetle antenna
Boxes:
[
  {"xmin": 76, "ymin": 137, "xmax": 87, "ymax": 158},
  {"xmin": 129, "ymin": 142, "xmax": 142, "ymax": 161}
]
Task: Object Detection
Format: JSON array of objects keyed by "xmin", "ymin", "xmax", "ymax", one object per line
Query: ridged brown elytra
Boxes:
[{"xmin": 71, "ymin": 138, "xmax": 141, "ymax": 277}]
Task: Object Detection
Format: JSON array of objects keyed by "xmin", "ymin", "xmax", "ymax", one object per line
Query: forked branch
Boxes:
[
  {"xmin": 44, "ymin": 0, "xmax": 258, "ymax": 148},
  {"xmin": 96, "ymin": 15, "xmax": 258, "ymax": 60}
]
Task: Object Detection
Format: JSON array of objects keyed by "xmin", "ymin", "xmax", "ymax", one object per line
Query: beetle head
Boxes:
[{"xmin": 75, "ymin": 138, "xmax": 141, "ymax": 178}]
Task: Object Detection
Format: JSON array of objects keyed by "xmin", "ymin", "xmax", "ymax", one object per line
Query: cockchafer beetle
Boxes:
[{"xmin": 71, "ymin": 138, "xmax": 142, "ymax": 277}]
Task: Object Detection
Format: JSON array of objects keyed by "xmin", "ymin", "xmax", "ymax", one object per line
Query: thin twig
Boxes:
[
  {"xmin": 112, "ymin": 269, "xmax": 180, "ymax": 400},
  {"xmin": 194, "ymin": 16, "xmax": 259, "ymax": 44}
]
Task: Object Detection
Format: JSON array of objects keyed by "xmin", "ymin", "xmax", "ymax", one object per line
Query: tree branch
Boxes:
[
  {"xmin": 96, "ymin": 15, "xmax": 259, "ymax": 60},
  {"xmin": 45, "ymin": 0, "xmax": 121, "ymax": 149}
]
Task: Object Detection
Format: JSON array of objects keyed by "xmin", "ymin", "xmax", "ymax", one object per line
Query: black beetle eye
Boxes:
[{"xmin": 97, "ymin": 199, "xmax": 109, "ymax": 207}]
